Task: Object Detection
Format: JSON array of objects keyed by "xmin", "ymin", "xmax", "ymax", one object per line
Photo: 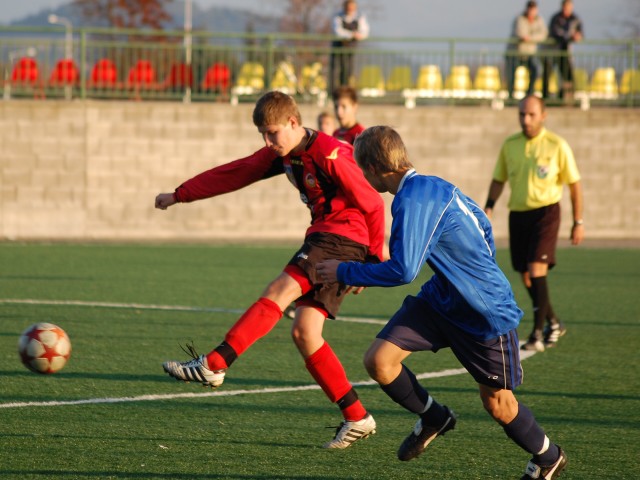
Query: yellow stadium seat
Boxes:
[
  {"xmin": 589, "ymin": 67, "xmax": 618, "ymax": 98},
  {"xmin": 386, "ymin": 65, "xmax": 414, "ymax": 91},
  {"xmin": 270, "ymin": 61, "xmax": 297, "ymax": 94},
  {"xmin": 513, "ymin": 65, "xmax": 530, "ymax": 99},
  {"xmin": 300, "ymin": 62, "xmax": 327, "ymax": 94},
  {"xmin": 620, "ymin": 69, "xmax": 640, "ymax": 95},
  {"xmin": 445, "ymin": 65, "xmax": 472, "ymax": 96},
  {"xmin": 357, "ymin": 65, "xmax": 385, "ymax": 97},
  {"xmin": 415, "ymin": 64, "xmax": 443, "ymax": 91},
  {"xmin": 573, "ymin": 68, "xmax": 589, "ymax": 92},
  {"xmin": 230, "ymin": 62, "xmax": 265, "ymax": 104},
  {"xmin": 534, "ymin": 71, "xmax": 559, "ymax": 95},
  {"xmin": 474, "ymin": 65, "xmax": 502, "ymax": 92}
]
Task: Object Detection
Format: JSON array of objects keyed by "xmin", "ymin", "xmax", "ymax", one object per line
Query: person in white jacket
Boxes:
[{"xmin": 505, "ymin": 1, "xmax": 548, "ymax": 98}]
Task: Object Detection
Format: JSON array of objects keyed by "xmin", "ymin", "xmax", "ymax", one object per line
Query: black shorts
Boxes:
[
  {"xmin": 509, "ymin": 203, "xmax": 561, "ymax": 273},
  {"xmin": 287, "ymin": 232, "xmax": 369, "ymax": 319},
  {"xmin": 377, "ymin": 295, "xmax": 523, "ymax": 390}
]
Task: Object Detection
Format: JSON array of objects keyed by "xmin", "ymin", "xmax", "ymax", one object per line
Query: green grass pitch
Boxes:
[{"xmin": 0, "ymin": 243, "xmax": 638, "ymax": 479}]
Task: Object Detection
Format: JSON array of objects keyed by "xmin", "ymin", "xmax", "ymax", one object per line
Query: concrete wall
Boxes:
[{"xmin": 1, "ymin": 100, "xmax": 639, "ymax": 242}]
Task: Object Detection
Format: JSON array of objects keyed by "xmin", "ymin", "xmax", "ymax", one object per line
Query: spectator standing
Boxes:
[
  {"xmin": 330, "ymin": 0, "xmax": 370, "ymax": 91},
  {"xmin": 543, "ymin": 0, "xmax": 584, "ymax": 100},
  {"xmin": 484, "ymin": 96, "xmax": 584, "ymax": 352},
  {"xmin": 505, "ymin": 1, "xmax": 548, "ymax": 99},
  {"xmin": 332, "ymin": 86, "xmax": 365, "ymax": 145},
  {"xmin": 317, "ymin": 125, "xmax": 568, "ymax": 480},
  {"xmin": 155, "ymin": 91, "xmax": 385, "ymax": 449}
]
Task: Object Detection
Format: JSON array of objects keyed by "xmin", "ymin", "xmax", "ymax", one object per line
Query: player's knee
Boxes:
[
  {"xmin": 363, "ymin": 348, "xmax": 390, "ymax": 382},
  {"xmin": 480, "ymin": 389, "xmax": 519, "ymax": 424}
]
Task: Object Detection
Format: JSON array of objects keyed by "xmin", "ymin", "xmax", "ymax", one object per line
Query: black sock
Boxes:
[
  {"xmin": 530, "ymin": 276, "xmax": 552, "ymax": 334},
  {"xmin": 503, "ymin": 404, "xmax": 559, "ymax": 464},
  {"xmin": 380, "ymin": 364, "xmax": 448, "ymax": 427},
  {"xmin": 528, "ymin": 284, "xmax": 557, "ymax": 325}
]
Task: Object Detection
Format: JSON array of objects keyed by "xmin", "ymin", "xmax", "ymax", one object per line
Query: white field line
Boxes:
[
  {"xmin": 0, "ymin": 369, "xmax": 468, "ymax": 410},
  {"xmin": 0, "ymin": 298, "xmax": 387, "ymax": 325},
  {"xmin": 0, "ymin": 297, "xmax": 536, "ymax": 409}
]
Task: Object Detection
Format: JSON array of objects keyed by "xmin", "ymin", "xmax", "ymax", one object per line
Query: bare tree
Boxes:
[{"xmin": 72, "ymin": 0, "xmax": 174, "ymax": 30}]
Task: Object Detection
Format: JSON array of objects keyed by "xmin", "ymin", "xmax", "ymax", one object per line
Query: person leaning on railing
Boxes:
[
  {"xmin": 505, "ymin": 0, "xmax": 548, "ymax": 99},
  {"xmin": 543, "ymin": 0, "xmax": 584, "ymax": 100}
]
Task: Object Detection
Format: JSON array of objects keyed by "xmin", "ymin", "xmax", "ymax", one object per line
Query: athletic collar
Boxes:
[{"xmin": 398, "ymin": 169, "xmax": 417, "ymax": 192}]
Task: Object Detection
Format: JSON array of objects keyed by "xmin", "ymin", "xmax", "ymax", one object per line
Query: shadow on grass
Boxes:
[{"xmin": 0, "ymin": 471, "xmax": 345, "ymax": 479}]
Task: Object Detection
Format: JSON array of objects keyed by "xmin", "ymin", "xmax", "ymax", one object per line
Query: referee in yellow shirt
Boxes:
[{"xmin": 484, "ymin": 95, "xmax": 584, "ymax": 352}]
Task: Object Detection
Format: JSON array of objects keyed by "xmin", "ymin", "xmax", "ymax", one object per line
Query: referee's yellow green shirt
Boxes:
[{"xmin": 492, "ymin": 128, "xmax": 581, "ymax": 212}]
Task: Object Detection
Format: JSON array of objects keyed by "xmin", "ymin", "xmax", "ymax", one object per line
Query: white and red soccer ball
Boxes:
[{"xmin": 18, "ymin": 323, "xmax": 71, "ymax": 374}]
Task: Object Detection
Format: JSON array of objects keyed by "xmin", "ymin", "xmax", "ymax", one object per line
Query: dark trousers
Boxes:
[
  {"xmin": 505, "ymin": 54, "xmax": 541, "ymax": 98},
  {"xmin": 542, "ymin": 51, "xmax": 574, "ymax": 99},
  {"xmin": 330, "ymin": 45, "xmax": 355, "ymax": 91}
]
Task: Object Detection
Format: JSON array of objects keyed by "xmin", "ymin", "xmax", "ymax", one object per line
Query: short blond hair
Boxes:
[
  {"xmin": 353, "ymin": 126, "xmax": 413, "ymax": 173},
  {"xmin": 252, "ymin": 91, "xmax": 302, "ymax": 127}
]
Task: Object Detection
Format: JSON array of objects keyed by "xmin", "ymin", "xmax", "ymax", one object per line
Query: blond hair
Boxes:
[
  {"xmin": 252, "ymin": 91, "xmax": 302, "ymax": 127},
  {"xmin": 353, "ymin": 126, "xmax": 413, "ymax": 173}
]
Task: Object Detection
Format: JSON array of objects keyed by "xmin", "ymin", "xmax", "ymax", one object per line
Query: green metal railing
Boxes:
[{"xmin": 1, "ymin": 26, "xmax": 638, "ymax": 107}]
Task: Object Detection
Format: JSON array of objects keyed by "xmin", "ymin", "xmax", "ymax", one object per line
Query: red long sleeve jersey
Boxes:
[
  {"xmin": 174, "ymin": 129, "xmax": 385, "ymax": 260},
  {"xmin": 333, "ymin": 123, "xmax": 366, "ymax": 145}
]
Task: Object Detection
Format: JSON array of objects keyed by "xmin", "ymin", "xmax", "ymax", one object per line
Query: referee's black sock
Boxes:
[
  {"xmin": 527, "ymin": 284, "xmax": 558, "ymax": 324},
  {"xmin": 530, "ymin": 276, "xmax": 551, "ymax": 334}
]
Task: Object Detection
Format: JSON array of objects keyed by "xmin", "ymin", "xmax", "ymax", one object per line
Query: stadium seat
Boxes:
[
  {"xmin": 126, "ymin": 60, "xmax": 158, "ymax": 89},
  {"xmin": 48, "ymin": 59, "xmax": 80, "ymax": 87},
  {"xmin": 534, "ymin": 71, "xmax": 559, "ymax": 96},
  {"xmin": 88, "ymin": 58, "xmax": 119, "ymax": 89},
  {"xmin": 573, "ymin": 68, "xmax": 589, "ymax": 93},
  {"xmin": 126, "ymin": 60, "xmax": 159, "ymax": 99},
  {"xmin": 300, "ymin": 62, "xmax": 327, "ymax": 94},
  {"xmin": 620, "ymin": 69, "xmax": 640, "ymax": 95},
  {"xmin": 8, "ymin": 56, "xmax": 44, "ymax": 99},
  {"xmin": 162, "ymin": 63, "xmax": 194, "ymax": 91},
  {"xmin": 589, "ymin": 67, "xmax": 618, "ymax": 99},
  {"xmin": 357, "ymin": 65, "xmax": 385, "ymax": 97},
  {"xmin": 415, "ymin": 64, "xmax": 443, "ymax": 92},
  {"xmin": 230, "ymin": 62, "xmax": 265, "ymax": 104},
  {"xmin": 270, "ymin": 60, "xmax": 297, "ymax": 94},
  {"xmin": 11, "ymin": 57, "xmax": 40, "ymax": 86},
  {"xmin": 512, "ymin": 65, "xmax": 530, "ymax": 99},
  {"xmin": 444, "ymin": 65, "xmax": 472, "ymax": 97},
  {"xmin": 473, "ymin": 66, "xmax": 502, "ymax": 92},
  {"xmin": 386, "ymin": 65, "xmax": 414, "ymax": 92},
  {"xmin": 200, "ymin": 62, "xmax": 231, "ymax": 94}
]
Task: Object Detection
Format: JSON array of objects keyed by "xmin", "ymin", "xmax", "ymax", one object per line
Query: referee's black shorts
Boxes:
[{"xmin": 509, "ymin": 202, "xmax": 561, "ymax": 273}]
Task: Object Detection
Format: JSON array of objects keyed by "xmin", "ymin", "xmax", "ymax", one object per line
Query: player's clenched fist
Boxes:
[{"xmin": 155, "ymin": 193, "xmax": 177, "ymax": 210}]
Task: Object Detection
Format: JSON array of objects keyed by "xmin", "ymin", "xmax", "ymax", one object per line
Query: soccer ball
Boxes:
[{"xmin": 18, "ymin": 323, "xmax": 71, "ymax": 374}]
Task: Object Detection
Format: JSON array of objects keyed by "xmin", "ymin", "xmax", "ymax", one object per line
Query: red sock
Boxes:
[
  {"xmin": 205, "ymin": 297, "xmax": 282, "ymax": 370},
  {"xmin": 305, "ymin": 342, "xmax": 367, "ymax": 421}
]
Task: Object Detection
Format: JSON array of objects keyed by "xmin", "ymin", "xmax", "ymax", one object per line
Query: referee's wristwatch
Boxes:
[{"xmin": 573, "ymin": 219, "xmax": 584, "ymax": 227}]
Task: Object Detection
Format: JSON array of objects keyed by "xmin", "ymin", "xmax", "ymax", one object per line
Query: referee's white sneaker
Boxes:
[
  {"xmin": 163, "ymin": 354, "xmax": 226, "ymax": 388},
  {"xmin": 323, "ymin": 413, "xmax": 377, "ymax": 449}
]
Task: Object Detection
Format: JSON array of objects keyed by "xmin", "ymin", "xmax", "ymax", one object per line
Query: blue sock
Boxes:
[{"xmin": 503, "ymin": 404, "xmax": 559, "ymax": 465}]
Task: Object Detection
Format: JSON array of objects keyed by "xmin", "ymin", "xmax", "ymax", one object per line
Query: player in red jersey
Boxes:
[
  {"xmin": 332, "ymin": 86, "xmax": 365, "ymax": 145},
  {"xmin": 155, "ymin": 91, "xmax": 385, "ymax": 449}
]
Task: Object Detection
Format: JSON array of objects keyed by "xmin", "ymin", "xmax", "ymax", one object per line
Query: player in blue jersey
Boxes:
[{"xmin": 317, "ymin": 126, "xmax": 567, "ymax": 480}]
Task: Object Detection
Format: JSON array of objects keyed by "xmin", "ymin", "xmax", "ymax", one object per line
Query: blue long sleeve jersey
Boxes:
[{"xmin": 338, "ymin": 170, "xmax": 523, "ymax": 340}]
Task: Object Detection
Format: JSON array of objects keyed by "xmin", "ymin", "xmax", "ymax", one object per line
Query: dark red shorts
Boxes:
[
  {"xmin": 508, "ymin": 203, "xmax": 561, "ymax": 273},
  {"xmin": 287, "ymin": 232, "xmax": 369, "ymax": 319}
]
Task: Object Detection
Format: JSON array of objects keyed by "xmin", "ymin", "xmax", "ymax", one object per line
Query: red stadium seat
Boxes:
[
  {"xmin": 89, "ymin": 58, "xmax": 119, "ymax": 88},
  {"xmin": 126, "ymin": 60, "xmax": 158, "ymax": 88},
  {"xmin": 49, "ymin": 59, "xmax": 80, "ymax": 87},
  {"xmin": 162, "ymin": 63, "xmax": 193, "ymax": 91},
  {"xmin": 201, "ymin": 63, "xmax": 231, "ymax": 93},
  {"xmin": 8, "ymin": 57, "xmax": 45, "ymax": 99},
  {"xmin": 11, "ymin": 57, "xmax": 40, "ymax": 85}
]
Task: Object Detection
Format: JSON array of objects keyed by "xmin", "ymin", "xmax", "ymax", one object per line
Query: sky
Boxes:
[{"xmin": 0, "ymin": 0, "xmax": 634, "ymax": 40}]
